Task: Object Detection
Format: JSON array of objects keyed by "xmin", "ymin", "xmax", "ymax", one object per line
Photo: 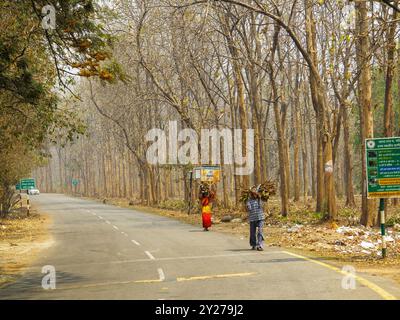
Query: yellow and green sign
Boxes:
[
  {"xmin": 193, "ymin": 166, "xmax": 221, "ymax": 183},
  {"xmin": 366, "ymin": 137, "xmax": 400, "ymax": 199}
]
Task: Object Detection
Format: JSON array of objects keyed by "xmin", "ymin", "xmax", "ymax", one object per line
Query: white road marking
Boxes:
[
  {"xmin": 106, "ymin": 220, "xmax": 111, "ymax": 224},
  {"xmin": 98, "ymin": 216, "xmax": 103, "ymax": 219},
  {"xmin": 16, "ymin": 251, "xmax": 281, "ymax": 271},
  {"xmin": 121, "ymin": 232, "xmax": 128, "ymax": 237},
  {"xmin": 131, "ymin": 240, "xmax": 140, "ymax": 246},
  {"xmin": 113, "ymin": 225, "xmax": 119, "ymax": 230},
  {"xmin": 145, "ymin": 251, "xmax": 155, "ymax": 260},
  {"xmin": 158, "ymin": 268, "xmax": 165, "ymax": 281}
]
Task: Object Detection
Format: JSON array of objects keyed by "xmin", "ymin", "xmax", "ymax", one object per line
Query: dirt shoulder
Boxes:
[
  {"xmin": 86, "ymin": 196, "xmax": 400, "ymax": 287},
  {"xmin": 0, "ymin": 206, "xmax": 53, "ymax": 288}
]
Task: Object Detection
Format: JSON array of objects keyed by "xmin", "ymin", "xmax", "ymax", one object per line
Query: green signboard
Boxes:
[
  {"xmin": 16, "ymin": 178, "xmax": 36, "ymax": 190},
  {"xmin": 72, "ymin": 179, "xmax": 79, "ymax": 187},
  {"xmin": 366, "ymin": 137, "xmax": 400, "ymax": 199}
]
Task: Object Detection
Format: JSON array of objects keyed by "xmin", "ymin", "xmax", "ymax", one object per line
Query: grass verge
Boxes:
[{"xmin": 0, "ymin": 206, "xmax": 52, "ymax": 288}]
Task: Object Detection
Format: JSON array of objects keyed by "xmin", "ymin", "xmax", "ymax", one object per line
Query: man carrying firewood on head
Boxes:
[{"xmin": 246, "ymin": 185, "xmax": 265, "ymax": 251}]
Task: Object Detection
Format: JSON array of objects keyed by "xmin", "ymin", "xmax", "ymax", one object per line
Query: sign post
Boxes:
[
  {"xmin": 27, "ymin": 195, "xmax": 30, "ymax": 217},
  {"xmin": 187, "ymin": 171, "xmax": 193, "ymax": 215},
  {"xmin": 366, "ymin": 137, "xmax": 400, "ymax": 258},
  {"xmin": 72, "ymin": 179, "xmax": 79, "ymax": 194},
  {"xmin": 379, "ymin": 198, "xmax": 386, "ymax": 258}
]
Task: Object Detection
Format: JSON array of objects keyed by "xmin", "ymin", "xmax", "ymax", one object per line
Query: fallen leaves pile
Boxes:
[{"xmin": 269, "ymin": 222, "xmax": 400, "ymax": 258}]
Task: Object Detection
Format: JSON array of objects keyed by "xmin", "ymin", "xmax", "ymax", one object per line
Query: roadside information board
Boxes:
[
  {"xmin": 200, "ymin": 166, "xmax": 220, "ymax": 183},
  {"xmin": 193, "ymin": 166, "xmax": 221, "ymax": 183},
  {"xmin": 366, "ymin": 137, "xmax": 400, "ymax": 199},
  {"xmin": 16, "ymin": 178, "xmax": 36, "ymax": 190}
]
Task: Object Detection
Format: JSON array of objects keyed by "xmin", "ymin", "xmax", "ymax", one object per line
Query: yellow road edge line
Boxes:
[
  {"xmin": 176, "ymin": 272, "xmax": 256, "ymax": 282},
  {"xmin": 282, "ymin": 250, "xmax": 397, "ymax": 300},
  {"xmin": 134, "ymin": 279, "xmax": 162, "ymax": 284}
]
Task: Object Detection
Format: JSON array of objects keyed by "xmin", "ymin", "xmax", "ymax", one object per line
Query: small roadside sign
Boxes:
[
  {"xmin": 16, "ymin": 178, "xmax": 36, "ymax": 190},
  {"xmin": 197, "ymin": 165, "xmax": 220, "ymax": 183},
  {"xmin": 194, "ymin": 167, "xmax": 201, "ymax": 179},
  {"xmin": 366, "ymin": 137, "xmax": 400, "ymax": 199},
  {"xmin": 72, "ymin": 179, "xmax": 79, "ymax": 187}
]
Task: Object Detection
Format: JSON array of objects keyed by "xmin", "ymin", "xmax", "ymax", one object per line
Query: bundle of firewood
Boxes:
[
  {"xmin": 199, "ymin": 181, "xmax": 216, "ymax": 199},
  {"xmin": 239, "ymin": 180, "xmax": 276, "ymax": 203}
]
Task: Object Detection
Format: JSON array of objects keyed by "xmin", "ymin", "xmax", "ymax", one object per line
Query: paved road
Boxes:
[{"xmin": 1, "ymin": 193, "xmax": 399, "ymax": 300}]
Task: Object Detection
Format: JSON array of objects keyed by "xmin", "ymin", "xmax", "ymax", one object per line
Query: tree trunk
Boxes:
[
  {"xmin": 384, "ymin": 3, "xmax": 398, "ymax": 208},
  {"xmin": 293, "ymin": 82, "xmax": 301, "ymax": 201},
  {"xmin": 342, "ymin": 101, "xmax": 356, "ymax": 207},
  {"xmin": 304, "ymin": 0, "xmax": 337, "ymax": 218},
  {"xmin": 356, "ymin": 0, "xmax": 376, "ymax": 226}
]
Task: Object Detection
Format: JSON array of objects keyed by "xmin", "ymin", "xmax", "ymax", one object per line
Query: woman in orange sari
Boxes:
[{"xmin": 199, "ymin": 182, "xmax": 215, "ymax": 231}]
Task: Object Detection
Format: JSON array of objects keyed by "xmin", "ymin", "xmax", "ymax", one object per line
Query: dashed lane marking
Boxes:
[
  {"xmin": 113, "ymin": 225, "xmax": 119, "ymax": 230},
  {"xmin": 131, "ymin": 240, "xmax": 140, "ymax": 246},
  {"xmin": 158, "ymin": 268, "xmax": 165, "ymax": 281},
  {"xmin": 145, "ymin": 251, "xmax": 155, "ymax": 260}
]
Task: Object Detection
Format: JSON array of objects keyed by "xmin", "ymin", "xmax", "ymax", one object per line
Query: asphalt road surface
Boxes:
[{"xmin": 1, "ymin": 193, "xmax": 399, "ymax": 300}]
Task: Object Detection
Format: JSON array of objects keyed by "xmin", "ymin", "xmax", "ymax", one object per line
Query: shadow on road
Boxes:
[
  {"xmin": 0, "ymin": 270, "xmax": 85, "ymax": 298},
  {"xmin": 248, "ymin": 257, "xmax": 305, "ymax": 264}
]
